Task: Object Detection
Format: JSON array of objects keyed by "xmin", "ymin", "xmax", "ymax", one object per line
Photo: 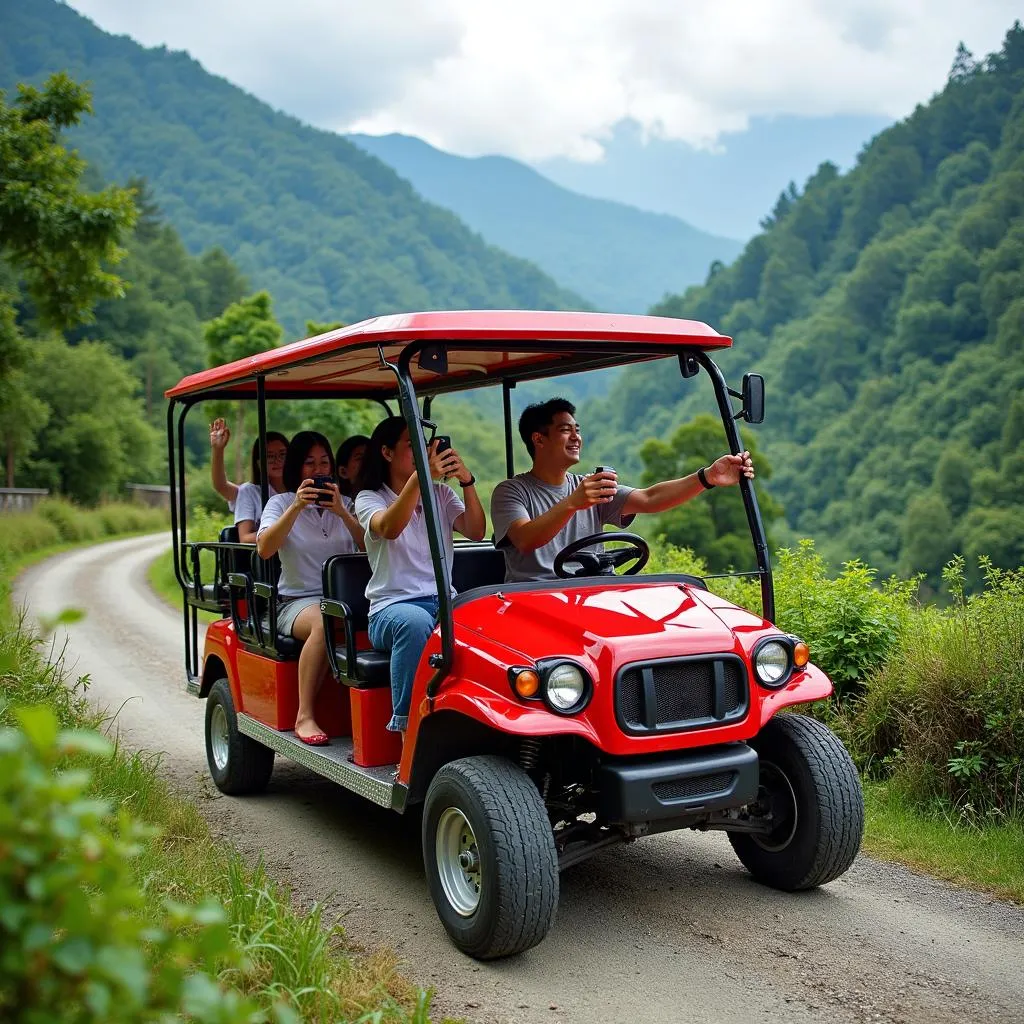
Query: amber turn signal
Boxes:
[
  {"xmin": 793, "ymin": 641, "xmax": 810, "ymax": 668},
  {"xmin": 514, "ymin": 669, "xmax": 540, "ymax": 698}
]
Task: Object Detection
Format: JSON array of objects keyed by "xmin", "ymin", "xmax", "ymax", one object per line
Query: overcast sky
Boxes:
[{"xmin": 69, "ymin": 0, "xmax": 1020, "ymax": 162}]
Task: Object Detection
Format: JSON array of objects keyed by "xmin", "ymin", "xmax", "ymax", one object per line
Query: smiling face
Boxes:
[
  {"xmin": 301, "ymin": 443, "xmax": 332, "ymax": 481},
  {"xmin": 534, "ymin": 411, "xmax": 583, "ymax": 470}
]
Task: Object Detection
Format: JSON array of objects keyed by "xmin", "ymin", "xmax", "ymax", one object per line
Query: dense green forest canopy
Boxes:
[
  {"xmin": 0, "ymin": 0, "xmax": 584, "ymax": 338},
  {"xmin": 581, "ymin": 25, "xmax": 1024, "ymax": 588}
]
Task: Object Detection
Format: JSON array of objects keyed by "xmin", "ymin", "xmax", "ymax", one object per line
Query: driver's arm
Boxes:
[
  {"xmin": 496, "ymin": 474, "xmax": 614, "ymax": 553},
  {"xmin": 622, "ymin": 474, "xmax": 704, "ymax": 514}
]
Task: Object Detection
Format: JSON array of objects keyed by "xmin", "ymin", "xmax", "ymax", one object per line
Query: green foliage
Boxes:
[
  {"xmin": 579, "ymin": 25, "xmax": 1024, "ymax": 585},
  {"xmin": 0, "ymin": 706, "xmax": 266, "ymax": 1023},
  {"xmin": 773, "ymin": 540, "xmax": 920, "ymax": 697},
  {"xmin": 0, "ymin": 72, "xmax": 135, "ymax": 336},
  {"xmin": 0, "ymin": 500, "xmax": 165, "ymax": 560},
  {"xmin": 0, "ymin": 2, "xmax": 581, "ymax": 336},
  {"xmin": 848, "ymin": 556, "xmax": 1024, "ymax": 818},
  {"xmin": 637, "ymin": 414, "xmax": 782, "ymax": 571}
]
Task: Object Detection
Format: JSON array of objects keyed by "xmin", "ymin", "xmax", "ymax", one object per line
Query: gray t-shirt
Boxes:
[
  {"xmin": 491, "ymin": 472, "xmax": 635, "ymax": 583},
  {"xmin": 258, "ymin": 492, "xmax": 358, "ymax": 598},
  {"xmin": 355, "ymin": 482, "xmax": 465, "ymax": 616}
]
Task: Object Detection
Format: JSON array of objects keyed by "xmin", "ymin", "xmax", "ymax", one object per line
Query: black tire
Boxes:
[
  {"xmin": 729, "ymin": 714, "xmax": 863, "ymax": 890},
  {"xmin": 205, "ymin": 678, "xmax": 275, "ymax": 795},
  {"xmin": 422, "ymin": 755, "xmax": 558, "ymax": 959}
]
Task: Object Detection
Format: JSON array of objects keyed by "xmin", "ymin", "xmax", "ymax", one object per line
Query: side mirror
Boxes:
[{"xmin": 742, "ymin": 373, "xmax": 765, "ymax": 424}]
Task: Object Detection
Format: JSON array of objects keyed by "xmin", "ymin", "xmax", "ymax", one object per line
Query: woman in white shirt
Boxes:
[
  {"xmin": 258, "ymin": 431, "xmax": 365, "ymax": 745},
  {"xmin": 354, "ymin": 417, "xmax": 485, "ymax": 738},
  {"xmin": 208, "ymin": 420, "xmax": 289, "ymax": 542}
]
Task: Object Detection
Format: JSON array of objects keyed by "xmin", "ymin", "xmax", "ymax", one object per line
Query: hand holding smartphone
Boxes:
[{"xmin": 311, "ymin": 475, "xmax": 334, "ymax": 505}]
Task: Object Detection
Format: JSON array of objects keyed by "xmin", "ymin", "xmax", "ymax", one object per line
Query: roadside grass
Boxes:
[
  {"xmin": 148, "ymin": 543, "xmax": 220, "ymax": 623},
  {"xmin": 862, "ymin": 781, "xmax": 1024, "ymax": 903},
  {"xmin": 1, "ymin": 508, "xmax": 445, "ymax": 1022}
]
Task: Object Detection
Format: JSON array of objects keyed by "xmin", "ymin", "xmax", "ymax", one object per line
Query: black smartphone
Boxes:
[
  {"xmin": 594, "ymin": 465, "xmax": 615, "ymax": 475},
  {"xmin": 434, "ymin": 435, "xmax": 452, "ymax": 454},
  {"xmin": 311, "ymin": 474, "xmax": 334, "ymax": 505}
]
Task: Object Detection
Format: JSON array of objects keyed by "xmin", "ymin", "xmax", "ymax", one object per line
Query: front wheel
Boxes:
[
  {"xmin": 205, "ymin": 678, "xmax": 275, "ymax": 795},
  {"xmin": 422, "ymin": 755, "xmax": 558, "ymax": 959},
  {"xmin": 729, "ymin": 713, "xmax": 863, "ymax": 890}
]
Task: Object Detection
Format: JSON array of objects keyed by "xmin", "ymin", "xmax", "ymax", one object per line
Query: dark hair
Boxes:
[
  {"xmin": 335, "ymin": 434, "xmax": 370, "ymax": 495},
  {"xmin": 356, "ymin": 417, "xmax": 408, "ymax": 494},
  {"xmin": 518, "ymin": 398, "xmax": 576, "ymax": 458},
  {"xmin": 249, "ymin": 432, "xmax": 289, "ymax": 484},
  {"xmin": 283, "ymin": 431, "xmax": 336, "ymax": 493}
]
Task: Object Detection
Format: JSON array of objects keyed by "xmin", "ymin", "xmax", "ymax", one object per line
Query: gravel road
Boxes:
[{"xmin": 14, "ymin": 534, "xmax": 1024, "ymax": 1024}]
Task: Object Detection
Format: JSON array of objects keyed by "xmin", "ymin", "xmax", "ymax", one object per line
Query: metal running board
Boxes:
[{"xmin": 237, "ymin": 713, "xmax": 403, "ymax": 810}]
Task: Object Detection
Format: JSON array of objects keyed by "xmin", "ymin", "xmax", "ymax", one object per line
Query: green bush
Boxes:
[
  {"xmin": 850, "ymin": 556, "xmax": 1024, "ymax": 818},
  {"xmin": 0, "ymin": 501, "xmax": 166, "ymax": 562},
  {"xmin": 0, "ymin": 706, "xmax": 271, "ymax": 1024},
  {"xmin": 773, "ymin": 540, "xmax": 919, "ymax": 698},
  {"xmin": 646, "ymin": 540, "xmax": 762, "ymax": 610}
]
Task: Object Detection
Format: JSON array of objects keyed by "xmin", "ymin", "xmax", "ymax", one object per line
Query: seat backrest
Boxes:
[
  {"xmin": 452, "ymin": 544, "xmax": 506, "ymax": 593},
  {"xmin": 323, "ymin": 553, "xmax": 373, "ymax": 630},
  {"xmin": 218, "ymin": 524, "xmax": 251, "ymax": 577}
]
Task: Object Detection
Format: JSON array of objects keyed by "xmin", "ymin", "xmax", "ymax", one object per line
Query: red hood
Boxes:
[{"xmin": 456, "ymin": 581, "xmax": 751, "ymax": 669}]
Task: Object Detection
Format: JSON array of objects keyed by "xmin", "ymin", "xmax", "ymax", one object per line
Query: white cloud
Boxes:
[{"xmin": 70, "ymin": 0, "xmax": 1020, "ymax": 160}]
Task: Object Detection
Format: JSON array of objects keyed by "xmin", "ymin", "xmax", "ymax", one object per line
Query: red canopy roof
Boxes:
[{"xmin": 166, "ymin": 310, "xmax": 731, "ymax": 400}]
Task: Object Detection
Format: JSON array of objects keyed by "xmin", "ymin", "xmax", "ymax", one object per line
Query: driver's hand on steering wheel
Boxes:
[{"xmin": 569, "ymin": 469, "xmax": 617, "ymax": 510}]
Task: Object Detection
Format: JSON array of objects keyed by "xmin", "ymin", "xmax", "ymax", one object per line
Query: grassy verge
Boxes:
[
  {"xmin": 862, "ymin": 781, "xmax": 1024, "ymax": 903},
  {"xmin": 1, "ymin": 505, "xmax": 443, "ymax": 1022}
]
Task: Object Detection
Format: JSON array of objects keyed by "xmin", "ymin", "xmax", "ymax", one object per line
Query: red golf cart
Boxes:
[{"xmin": 166, "ymin": 311, "xmax": 863, "ymax": 959}]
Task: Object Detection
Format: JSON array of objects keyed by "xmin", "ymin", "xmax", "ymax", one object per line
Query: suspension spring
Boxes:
[{"xmin": 520, "ymin": 737, "xmax": 541, "ymax": 771}]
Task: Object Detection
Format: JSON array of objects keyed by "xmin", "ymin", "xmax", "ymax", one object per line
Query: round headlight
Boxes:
[
  {"xmin": 545, "ymin": 663, "xmax": 587, "ymax": 712},
  {"xmin": 754, "ymin": 640, "xmax": 790, "ymax": 686}
]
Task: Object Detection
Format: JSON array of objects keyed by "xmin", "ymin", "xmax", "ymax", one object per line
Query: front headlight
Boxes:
[
  {"xmin": 543, "ymin": 662, "xmax": 590, "ymax": 713},
  {"xmin": 754, "ymin": 639, "xmax": 791, "ymax": 687}
]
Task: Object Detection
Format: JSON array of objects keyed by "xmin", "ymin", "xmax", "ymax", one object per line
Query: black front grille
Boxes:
[
  {"xmin": 616, "ymin": 657, "xmax": 748, "ymax": 734},
  {"xmin": 652, "ymin": 772, "xmax": 733, "ymax": 802}
]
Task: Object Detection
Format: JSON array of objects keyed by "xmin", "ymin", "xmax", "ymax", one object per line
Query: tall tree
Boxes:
[
  {"xmin": 0, "ymin": 73, "xmax": 136, "ymax": 484},
  {"xmin": 204, "ymin": 292, "xmax": 283, "ymax": 479}
]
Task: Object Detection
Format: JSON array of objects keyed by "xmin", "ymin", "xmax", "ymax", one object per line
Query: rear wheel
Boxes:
[
  {"xmin": 423, "ymin": 755, "xmax": 558, "ymax": 959},
  {"xmin": 729, "ymin": 713, "xmax": 863, "ymax": 890},
  {"xmin": 205, "ymin": 678, "xmax": 275, "ymax": 795}
]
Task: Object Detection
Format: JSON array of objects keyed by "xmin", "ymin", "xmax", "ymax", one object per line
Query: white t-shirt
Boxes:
[
  {"xmin": 355, "ymin": 482, "xmax": 465, "ymax": 616},
  {"xmin": 258, "ymin": 492, "xmax": 359, "ymax": 598},
  {"xmin": 234, "ymin": 481, "xmax": 277, "ymax": 527}
]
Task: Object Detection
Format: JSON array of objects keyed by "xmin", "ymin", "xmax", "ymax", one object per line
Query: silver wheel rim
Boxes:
[
  {"xmin": 210, "ymin": 702, "xmax": 230, "ymax": 772},
  {"xmin": 753, "ymin": 759, "xmax": 799, "ymax": 852},
  {"xmin": 436, "ymin": 807, "xmax": 481, "ymax": 916}
]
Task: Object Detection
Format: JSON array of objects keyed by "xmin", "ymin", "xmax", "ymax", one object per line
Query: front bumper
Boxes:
[{"xmin": 596, "ymin": 742, "xmax": 758, "ymax": 823}]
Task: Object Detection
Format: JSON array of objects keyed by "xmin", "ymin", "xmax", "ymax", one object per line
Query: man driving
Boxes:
[{"xmin": 490, "ymin": 398, "xmax": 755, "ymax": 584}]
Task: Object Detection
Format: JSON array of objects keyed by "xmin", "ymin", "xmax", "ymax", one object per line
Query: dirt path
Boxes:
[{"xmin": 14, "ymin": 535, "xmax": 1024, "ymax": 1024}]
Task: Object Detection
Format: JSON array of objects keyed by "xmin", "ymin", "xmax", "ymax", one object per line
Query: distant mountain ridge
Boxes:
[
  {"xmin": 348, "ymin": 132, "xmax": 742, "ymax": 313},
  {"xmin": 0, "ymin": 0, "xmax": 584, "ymax": 336}
]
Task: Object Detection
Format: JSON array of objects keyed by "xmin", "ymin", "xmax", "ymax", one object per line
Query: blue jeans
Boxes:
[{"xmin": 368, "ymin": 596, "xmax": 439, "ymax": 732}]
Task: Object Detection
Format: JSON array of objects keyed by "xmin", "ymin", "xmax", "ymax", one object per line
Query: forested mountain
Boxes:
[
  {"xmin": 348, "ymin": 133, "xmax": 742, "ymax": 313},
  {"xmin": 583, "ymin": 26, "xmax": 1024, "ymax": 587},
  {"xmin": 0, "ymin": 0, "xmax": 583, "ymax": 337}
]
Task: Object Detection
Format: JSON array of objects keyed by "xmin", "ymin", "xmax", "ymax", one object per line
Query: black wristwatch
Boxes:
[
  {"xmin": 697, "ymin": 467, "xmax": 715, "ymax": 490},
  {"xmin": 459, "ymin": 474, "xmax": 476, "ymax": 488}
]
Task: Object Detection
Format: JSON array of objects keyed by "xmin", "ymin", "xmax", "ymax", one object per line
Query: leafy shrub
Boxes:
[
  {"xmin": 850, "ymin": 556, "xmax": 1024, "ymax": 818},
  {"xmin": 646, "ymin": 540, "xmax": 762, "ymax": 610},
  {"xmin": 34, "ymin": 498, "xmax": 98, "ymax": 543},
  {"xmin": 773, "ymin": 540, "xmax": 919, "ymax": 698},
  {"xmin": 0, "ymin": 706, "xmax": 268, "ymax": 1023}
]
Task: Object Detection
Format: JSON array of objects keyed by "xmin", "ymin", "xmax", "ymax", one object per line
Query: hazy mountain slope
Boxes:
[
  {"xmin": 0, "ymin": 0, "xmax": 584, "ymax": 336},
  {"xmin": 349, "ymin": 132, "xmax": 742, "ymax": 313},
  {"xmin": 581, "ymin": 26, "xmax": 1024, "ymax": 585}
]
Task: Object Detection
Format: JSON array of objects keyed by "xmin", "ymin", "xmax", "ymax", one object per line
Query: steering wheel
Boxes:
[{"xmin": 552, "ymin": 531, "xmax": 650, "ymax": 579}]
